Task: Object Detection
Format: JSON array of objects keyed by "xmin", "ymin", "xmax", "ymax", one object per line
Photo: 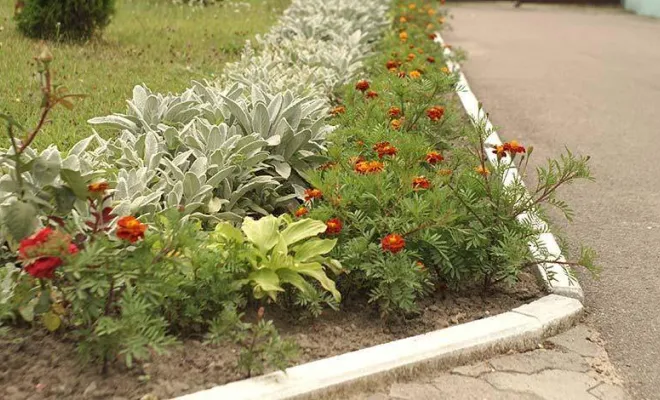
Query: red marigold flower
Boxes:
[
  {"xmin": 295, "ymin": 206, "xmax": 309, "ymax": 217},
  {"xmin": 390, "ymin": 119, "xmax": 402, "ymax": 130},
  {"xmin": 506, "ymin": 140, "xmax": 526, "ymax": 154},
  {"xmin": 355, "ymin": 80, "xmax": 370, "ymax": 92},
  {"xmin": 426, "ymin": 106, "xmax": 445, "ymax": 121},
  {"xmin": 412, "ymin": 176, "xmax": 431, "ymax": 190},
  {"xmin": 326, "ymin": 218, "xmax": 343, "ymax": 235},
  {"xmin": 429, "ymin": 33, "xmax": 437, "ymax": 40},
  {"xmin": 425, "ymin": 151, "xmax": 444, "ymax": 164},
  {"xmin": 381, "ymin": 233, "xmax": 405, "ymax": 253},
  {"xmin": 354, "ymin": 160, "xmax": 385, "ymax": 174},
  {"xmin": 427, "ymin": 56, "xmax": 435, "ymax": 63},
  {"xmin": 88, "ymin": 181, "xmax": 109, "ymax": 194},
  {"xmin": 116, "ymin": 216, "xmax": 148, "ymax": 243},
  {"xmin": 366, "ymin": 90, "xmax": 379, "ymax": 99},
  {"xmin": 18, "ymin": 227, "xmax": 78, "ymax": 279},
  {"xmin": 397, "ymin": 71, "xmax": 407, "ymax": 78},
  {"xmin": 386, "ymin": 60, "xmax": 399, "ymax": 70},
  {"xmin": 387, "ymin": 106, "xmax": 401, "ymax": 118},
  {"xmin": 304, "ymin": 188, "xmax": 323, "ymax": 202},
  {"xmin": 374, "ymin": 142, "xmax": 398, "ymax": 158},
  {"xmin": 493, "ymin": 144, "xmax": 506, "ymax": 160},
  {"xmin": 330, "ymin": 105, "xmax": 346, "ymax": 116}
]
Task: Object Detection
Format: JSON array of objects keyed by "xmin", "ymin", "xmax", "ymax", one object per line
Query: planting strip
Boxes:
[
  {"xmin": 174, "ymin": 31, "xmax": 586, "ymax": 400},
  {"xmin": 434, "ymin": 33, "xmax": 584, "ymax": 302}
]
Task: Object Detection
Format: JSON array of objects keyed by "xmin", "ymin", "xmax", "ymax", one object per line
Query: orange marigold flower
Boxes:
[
  {"xmin": 295, "ymin": 206, "xmax": 309, "ymax": 217},
  {"xmin": 412, "ymin": 176, "xmax": 431, "ymax": 190},
  {"xmin": 116, "ymin": 216, "xmax": 147, "ymax": 243},
  {"xmin": 366, "ymin": 90, "xmax": 379, "ymax": 99},
  {"xmin": 355, "ymin": 80, "xmax": 370, "ymax": 92},
  {"xmin": 428, "ymin": 8, "xmax": 436, "ymax": 15},
  {"xmin": 427, "ymin": 56, "xmax": 435, "ymax": 63},
  {"xmin": 426, "ymin": 106, "xmax": 445, "ymax": 121},
  {"xmin": 399, "ymin": 16, "xmax": 407, "ymax": 23},
  {"xmin": 330, "ymin": 105, "xmax": 346, "ymax": 116},
  {"xmin": 493, "ymin": 144, "xmax": 507, "ymax": 160},
  {"xmin": 425, "ymin": 151, "xmax": 444, "ymax": 164},
  {"xmin": 441, "ymin": 66, "xmax": 450, "ymax": 74},
  {"xmin": 408, "ymin": 3, "xmax": 416, "ymax": 9},
  {"xmin": 387, "ymin": 106, "xmax": 402, "ymax": 118},
  {"xmin": 381, "ymin": 233, "xmax": 406, "ymax": 253},
  {"xmin": 439, "ymin": 16, "xmax": 446, "ymax": 23},
  {"xmin": 354, "ymin": 160, "xmax": 385, "ymax": 174},
  {"xmin": 88, "ymin": 181, "xmax": 109, "ymax": 194},
  {"xmin": 427, "ymin": 23, "xmax": 434, "ymax": 30},
  {"xmin": 386, "ymin": 60, "xmax": 399, "ymax": 70},
  {"xmin": 390, "ymin": 119, "xmax": 402, "ymax": 130},
  {"xmin": 475, "ymin": 165, "xmax": 490, "ymax": 176},
  {"xmin": 318, "ymin": 161, "xmax": 337, "ymax": 171},
  {"xmin": 326, "ymin": 218, "xmax": 343, "ymax": 235},
  {"xmin": 506, "ymin": 140, "xmax": 526, "ymax": 154},
  {"xmin": 304, "ymin": 188, "xmax": 323, "ymax": 202},
  {"xmin": 375, "ymin": 143, "xmax": 398, "ymax": 159},
  {"xmin": 409, "ymin": 70, "xmax": 421, "ymax": 79},
  {"xmin": 417, "ymin": 48, "xmax": 424, "ymax": 54},
  {"xmin": 399, "ymin": 31, "xmax": 408, "ymax": 42},
  {"xmin": 407, "ymin": 53, "xmax": 416, "ymax": 61}
]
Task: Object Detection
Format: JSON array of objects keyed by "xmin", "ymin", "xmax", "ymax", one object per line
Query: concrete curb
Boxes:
[
  {"xmin": 173, "ymin": 30, "xmax": 586, "ymax": 400},
  {"xmin": 434, "ymin": 32, "xmax": 584, "ymax": 303},
  {"xmin": 175, "ymin": 295, "xmax": 582, "ymax": 400}
]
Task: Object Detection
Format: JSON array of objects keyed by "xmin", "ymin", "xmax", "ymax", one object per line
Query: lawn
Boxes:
[{"xmin": 0, "ymin": 0, "xmax": 290, "ymax": 150}]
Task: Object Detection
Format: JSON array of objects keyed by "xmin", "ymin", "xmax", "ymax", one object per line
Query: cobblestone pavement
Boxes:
[{"xmin": 350, "ymin": 325, "xmax": 629, "ymax": 400}]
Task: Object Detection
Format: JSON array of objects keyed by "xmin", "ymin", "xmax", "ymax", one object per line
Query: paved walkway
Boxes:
[
  {"xmin": 439, "ymin": 2, "xmax": 660, "ymax": 399},
  {"xmin": 353, "ymin": 326, "xmax": 628, "ymax": 400}
]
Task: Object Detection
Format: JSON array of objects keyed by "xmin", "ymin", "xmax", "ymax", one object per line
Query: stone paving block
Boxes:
[
  {"xmin": 485, "ymin": 370, "xmax": 600, "ymax": 400},
  {"xmin": 588, "ymin": 383, "xmax": 629, "ymax": 400},
  {"xmin": 430, "ymin": 374, "xmax": 542, "ymax": 400},
  {"xmin": 547, "ymin": 326, "xmax": 601, "ymax": 358},
  {"xmin": 389, "ymin": 383, "xmax": 442, "ymax": 400},
  {"xmin": 451, "ymin": 362, "xmax": 493, "ymax": 377},
  {"xmin": 489, "ymin": 349, "xmax": 590, "ymax": 374}
]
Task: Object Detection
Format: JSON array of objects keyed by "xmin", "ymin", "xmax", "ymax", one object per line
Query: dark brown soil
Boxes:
[{"xmin": 0, "ymin": 272, "xmax": 542, "ymax": 400}]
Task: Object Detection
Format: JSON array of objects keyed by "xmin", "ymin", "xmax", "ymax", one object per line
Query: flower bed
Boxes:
[{"xmin": 0, "ymin": 0, "xmax": 596, "ymax": 399}]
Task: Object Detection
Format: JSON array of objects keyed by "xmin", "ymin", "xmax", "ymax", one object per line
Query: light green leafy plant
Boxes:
[{"xmin": 211, "ymin": 215, "xmax": 342, "ymax": 303}]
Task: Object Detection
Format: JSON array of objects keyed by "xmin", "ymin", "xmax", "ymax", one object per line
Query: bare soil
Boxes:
[{"xmin": 0, "ymin": 272, "xmax": 541, "ymax": 400}]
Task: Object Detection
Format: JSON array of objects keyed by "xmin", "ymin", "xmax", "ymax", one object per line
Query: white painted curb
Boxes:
[
  {"xmin": 175, "ymin": 295, "xmax": 582, "ymax": 400},
  {"xmin": 434, "ymin": 33, "xmax": 584, "ymax": 302},
  {"xmin": 173, "ymin": 29, "xmax": 587, "ymax": 400}
]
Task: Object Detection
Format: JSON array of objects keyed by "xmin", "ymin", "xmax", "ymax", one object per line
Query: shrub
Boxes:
[{"xmin": 15, "ymin": 0, "xmax": 116, "ymax": 41}]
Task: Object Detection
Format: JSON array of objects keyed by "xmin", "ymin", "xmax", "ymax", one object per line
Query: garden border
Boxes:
[{"xmin": 174, "ymin": 32, "xmax": 585, "ymax": 400}]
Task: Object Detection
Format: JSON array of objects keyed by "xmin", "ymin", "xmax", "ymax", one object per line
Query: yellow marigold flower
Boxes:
[
  {"xmin": 399, "ymin": 31, "xmax": 408, "ymax": 42},
  {"xmin": 475, "ymin": 165, "xmax": 490, "ymax": 176},
  {"xmin": 441, "ymin": 66, "xmax": 450, "ymax": 74},
  {"xmin": 390, "ymin": 119, "xmax": 402, "ymax": 130}
]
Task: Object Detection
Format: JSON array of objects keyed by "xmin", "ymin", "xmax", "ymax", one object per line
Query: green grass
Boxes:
[{"xmin": 0, "ymin": 0, "xmax": 289, "ymax": 149}]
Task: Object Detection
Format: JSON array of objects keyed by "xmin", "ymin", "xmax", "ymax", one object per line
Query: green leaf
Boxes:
[
  {"xmin": 2, "ymin": 201, "xmax": 37, "ymax": 241},
  {"xmin": 242, "ymin": 215, "xmax": 280, "ymax": 253},
  {"xmin": 293, "ymin": 238, "xmax": 337, "ymax": 262},
  {"xmin": 59, "ymin": 169, "xmax": 89, "ymax": 199},
  {"xmin": 248, "ymin": 269, "xmax": 284, "ymax": 301},
  {"xmin": 213, "ymin": 222, "xmax": 244, "ymax": 243},
  {"xmin": 293, "ymin": 262, "xmax": 341, "ymax": 302},
  {"xmin": 34, "ymin": 289, "xmax": 51, "ymax": 314},
  {"xmin": 42, "ymin": 311, "xmax": 61, "ymax": 332},
  {"xmin": 280, "ymin": 218, "xmax": 327, "ymax": 246},
  {"xmin": 18, "ymin": 303, "xmax": 35, "ymax": 322},
  {"xmin": 277, "ymin": 269, "xmax": 314, "ymax": 295}
]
